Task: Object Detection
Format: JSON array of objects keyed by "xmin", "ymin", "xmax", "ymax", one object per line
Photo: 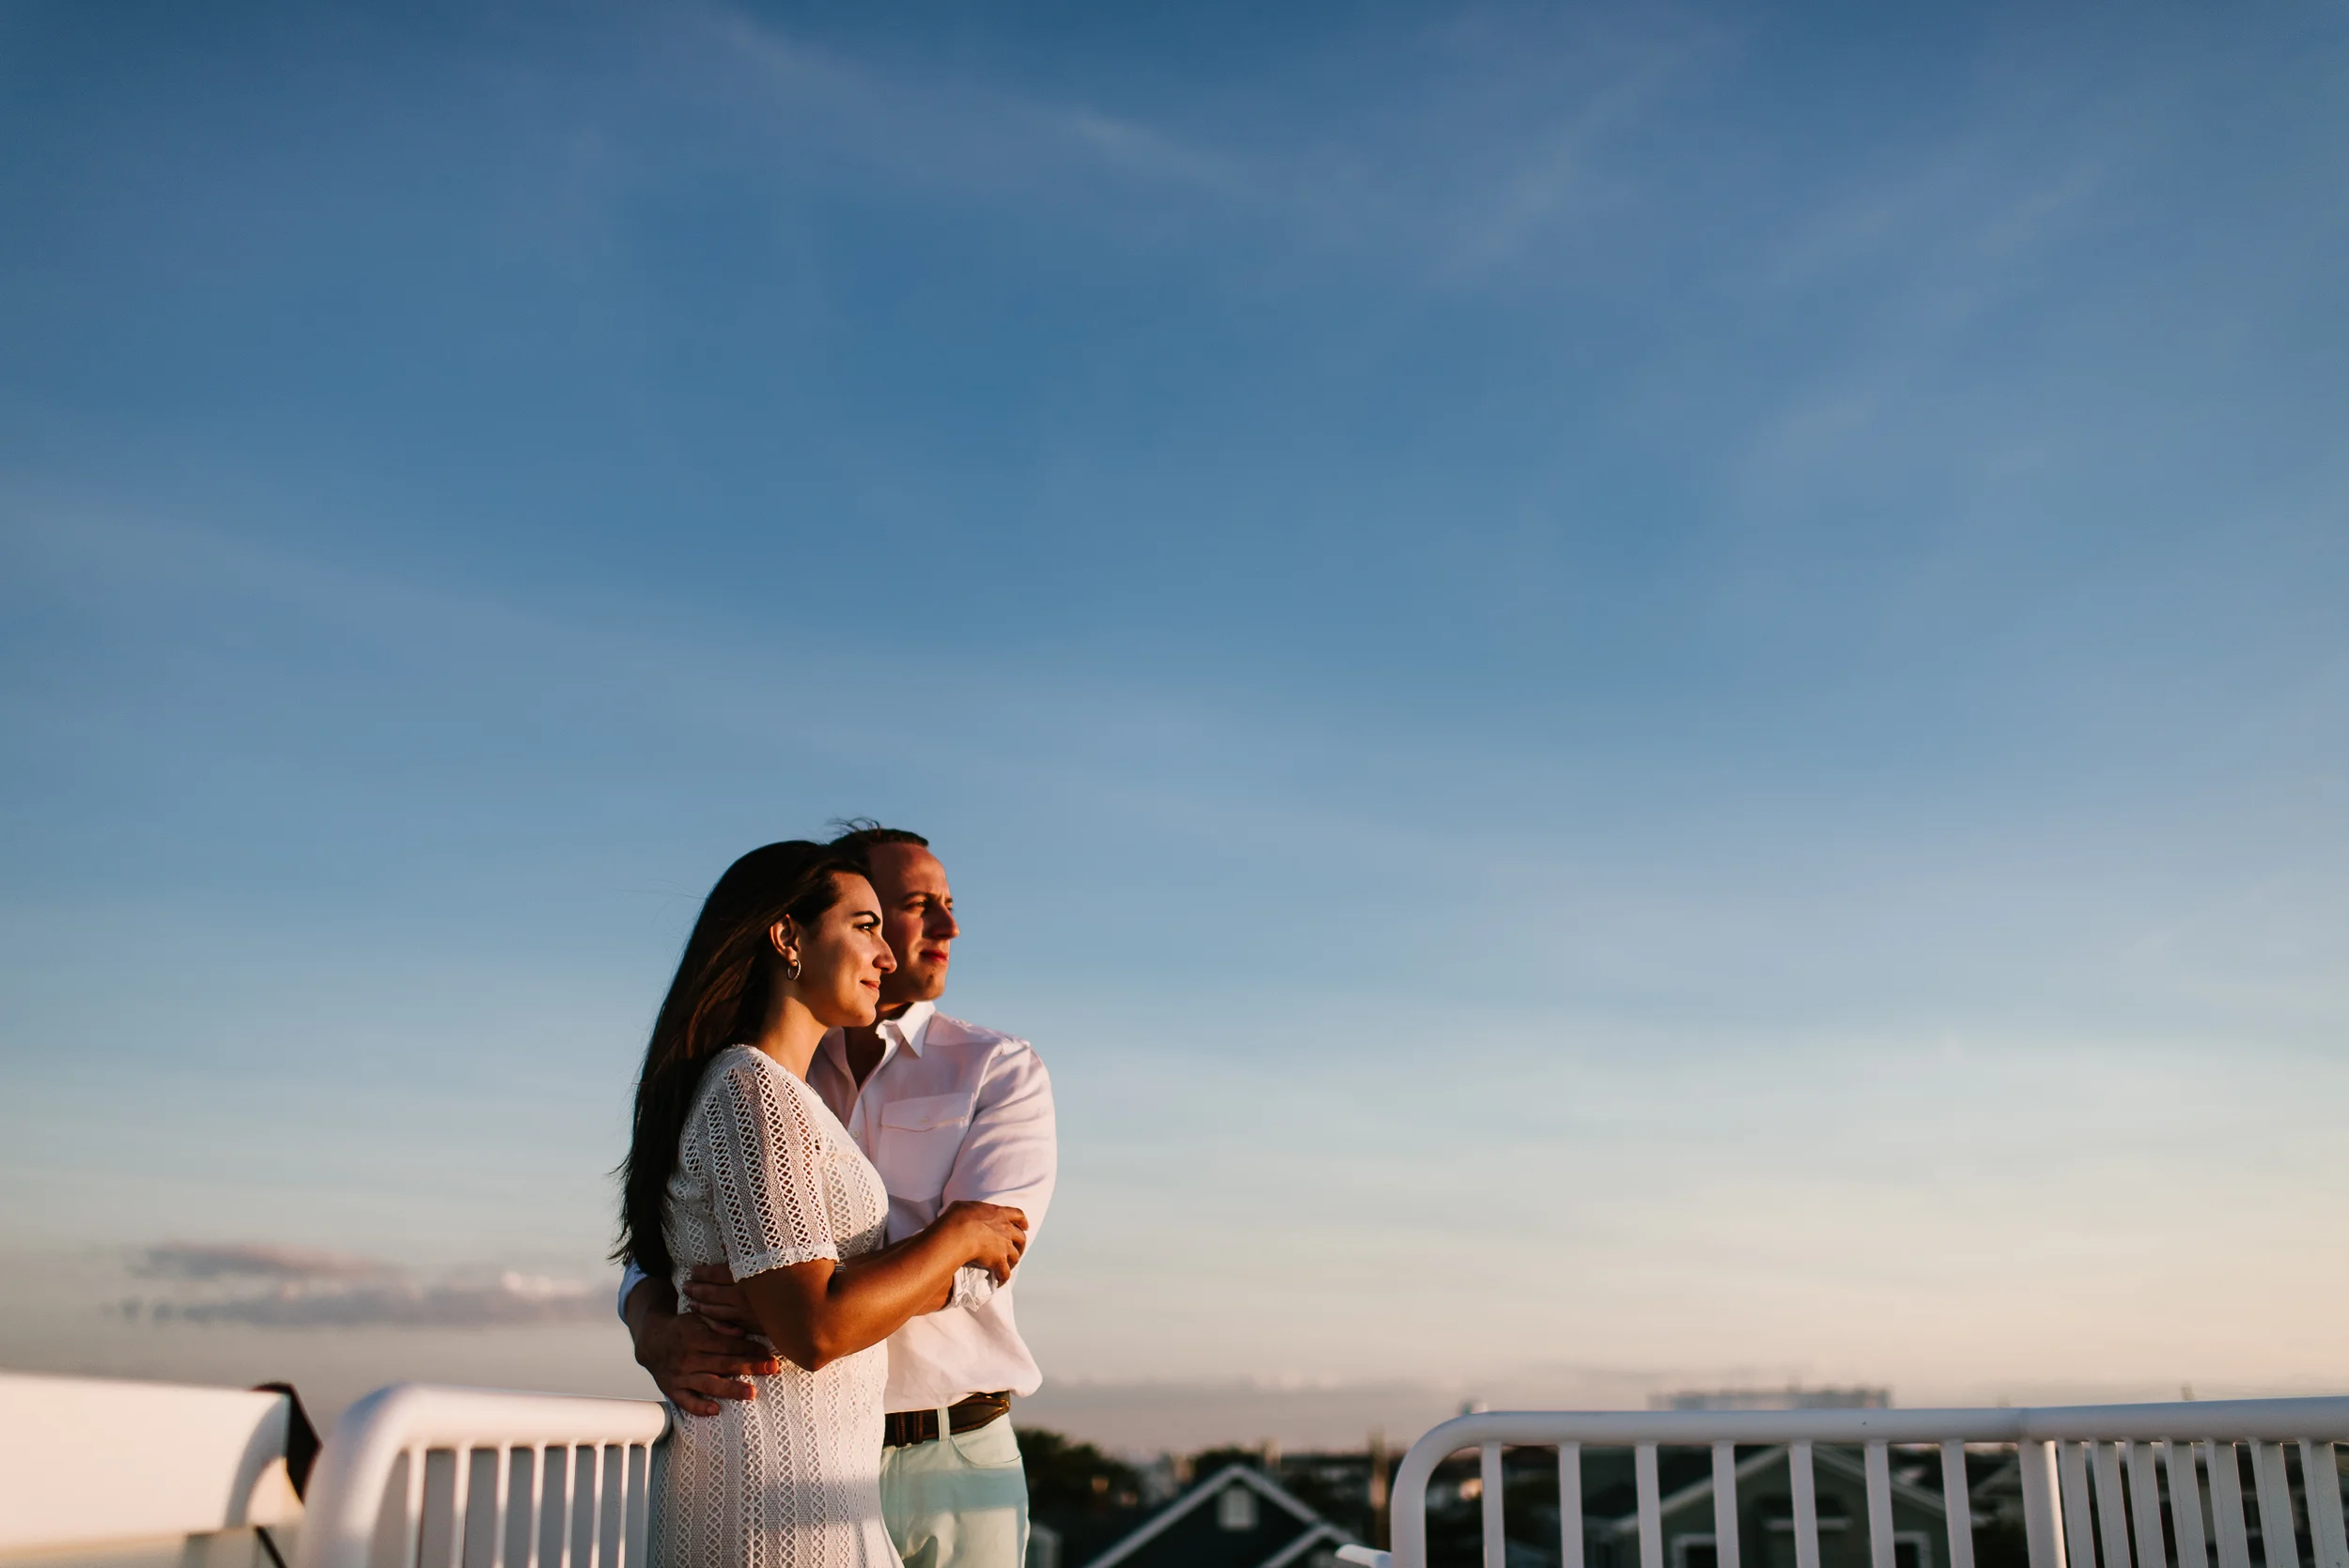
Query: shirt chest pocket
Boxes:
[{"xmin": 876, "ymin": 1091, "xmax": 973, "ymax": 1201}]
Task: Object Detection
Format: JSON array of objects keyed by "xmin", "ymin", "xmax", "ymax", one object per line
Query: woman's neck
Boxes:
[{"xmin": 750, "ymin": 993, "xmax": 828, "ymax": 1081}]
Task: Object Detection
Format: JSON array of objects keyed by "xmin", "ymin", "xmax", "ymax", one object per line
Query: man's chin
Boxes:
[{"xmin": 884, "ymin": 970, "xmax": 949, "ymax": 1007}]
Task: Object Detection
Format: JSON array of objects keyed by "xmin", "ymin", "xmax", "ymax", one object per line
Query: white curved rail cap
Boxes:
[
  {"xmin": 0, "ymin": 1370, "xmax": 301, "ymax": 1554},
  {"xmin": 296, "ymin": 1381, "xmax": 669, "ymax": 1568}
]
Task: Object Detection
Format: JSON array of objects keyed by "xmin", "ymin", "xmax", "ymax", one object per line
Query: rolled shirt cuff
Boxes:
[
  {"xmin": 616, "ymin": 1260, "xmax": 649, "ymax": 1323},
  {"xmin": 948, "ymin": 1265, "xmax": 998, "ymax": 1311}
]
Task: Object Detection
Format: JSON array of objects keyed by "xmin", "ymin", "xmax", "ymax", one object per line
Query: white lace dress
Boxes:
[{"xmin": 654, "ymin": 1045, "xmax": 898, "ymax": 1568}]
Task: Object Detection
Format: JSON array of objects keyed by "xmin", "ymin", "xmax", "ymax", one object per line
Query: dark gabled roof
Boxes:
[
  {"xmin": 1085, "ymin": 1463, "xmax": 1357, "ymax": 1568},
  {"xmin": 1256, "ymin": 1523, "xmax": 1353, "ymax": 1568}
]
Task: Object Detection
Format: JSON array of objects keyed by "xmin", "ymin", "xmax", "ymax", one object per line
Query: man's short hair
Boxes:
[{"xmin": 828, "ymin": 819, "xmax": 931, "ymax": 862}]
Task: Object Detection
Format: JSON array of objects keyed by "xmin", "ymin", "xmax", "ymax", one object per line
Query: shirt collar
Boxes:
[
  {"xmin": 880, "ymin": 999, "xmax": 938, "ymax": 1057},
  {"xmin": 816, "ymin": 1028, "xmax": 857, "ymax": 1084},
  {"xmin": 816, "ymin": 999, "xmax": 939, "ymax": 1088}
]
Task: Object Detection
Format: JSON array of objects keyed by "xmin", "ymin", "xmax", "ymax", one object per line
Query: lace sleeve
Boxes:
[{"xmin": 702, "ymin": 1058, "xmax": 843, "ymax": 1279}]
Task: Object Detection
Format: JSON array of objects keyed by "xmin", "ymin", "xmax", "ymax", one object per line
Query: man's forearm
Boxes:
[{"xmin": 623, "ymin": 1272, "xmax": 678, "ymax": 1352}]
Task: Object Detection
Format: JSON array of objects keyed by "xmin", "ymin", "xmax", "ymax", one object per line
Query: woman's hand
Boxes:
[
  {"xmin": 680, "ymin": 1262, "xmax": 760, "ymax": 1335},
  {"xmin": 941, "ymin": 1201, "xmax": 1028, "ymax": 1284}
]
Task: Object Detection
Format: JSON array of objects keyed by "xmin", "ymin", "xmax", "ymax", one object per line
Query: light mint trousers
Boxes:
[{"xmin": 879, "ymin": 1411, "xmax": 1031, "ymax": 1568}]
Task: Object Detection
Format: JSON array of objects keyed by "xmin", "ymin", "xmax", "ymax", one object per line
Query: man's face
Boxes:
[{"xmin": 868, "ymin": 844, "xmax": 957, "ymax": 1008}]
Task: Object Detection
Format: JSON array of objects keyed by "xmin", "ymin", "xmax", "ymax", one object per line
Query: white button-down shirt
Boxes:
[
  {"xmin": 618, "ymin": 1001, "xmax": 1055, "ymax": 1412},
  {"xmin": 806, "ymin": 1001, "xmax": 1055, "ymax": 1413}
]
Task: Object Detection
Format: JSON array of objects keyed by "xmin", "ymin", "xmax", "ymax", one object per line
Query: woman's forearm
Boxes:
[
  {"xmin": 829, "ymin": 1229, "xmax": 963, "ymax": 1322},
  {"xmin": 739, "ymin": 1226, "xmax": 966, "ymax": 1371}
]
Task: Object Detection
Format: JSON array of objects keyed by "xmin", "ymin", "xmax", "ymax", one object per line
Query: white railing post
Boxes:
[
  {"xmin": 2095, "ymin": 1443, "xmax": 2137, "ymax": 1568},
  {"xmin": 558, "ymin": 1447, "xmax": 577, "ymax": 1568},
  {"xmin": 590, "ymin": 1443, "xmax": 611, "ymax": 1568},
  {"xmin": 490, "ymin": 1444, "xmax": 512, "ymax": 1568},
  {"xmin": 1637, "ymin": 1444, "xmax": 1665, "ymax": 1568},
  {"xmin": 625, "ymin": 1442, "xmax": 652, "ymax": 1568},
  {"xmin": 1560, "ymin": 1442, "xmax": 1585, "ymax": 1568},
  {"xmin": 2126, "ymin": 1443, "xmax": 2166, "ymax": 1568},
  {"xmin": 2021, "ymin": 1440, "xmax": 2069, "ymax": 1568},
  {"xmin": 521, "ymin": 1447, "xmax": 543, "ymax": 1568},
  {"xmin": 1793, "ymin": 1440, "xmax": 1825, "ymax": 1568},
  {"xmin": 450, "ymin": 1443, "xmax": 475, "ymax": 1568},
  {"xmin": 1481, "ymin": 1444, "xmax": 1505, "ymax": 1568},
  {"xmin": 2061, "ymin": 1441, "xmax": 2102, "ymax": 1568},
  {"xmin": 2302, "ymin": 1443, "xmax": 2348, "ymax": 1568},
  {"xmin": 2251, "ymin": 1442, "xmax": 2300, "ymax": 1568},
  {"xmin": 402, "ymin": 1447, "xmax": 428, "ymax": 1568},
  {"xmin": 1384, "ymin": 1429, "xmax": 1445, "ymax": 1568},
  {"xmin": 2211, "ymin": 1442, "xmax": 2254, "ymax": 1568},
  {"xmin": 1942, "ymin": 1440, "xmax": 1977, "ymax": 1568},
  {"xmin": 1865, "ymin": 1441, "xmax": 1897, "ymax": 1568},
  {"xmin": 1713, "ymin": 1442, "xmax": 1742, "ymax": 1568},
  {"xmin": 2168, "ymin": 1441, "xmax": 2211, "ymax": 1568}
]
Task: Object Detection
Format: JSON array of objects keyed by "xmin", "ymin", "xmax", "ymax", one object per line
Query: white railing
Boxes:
[
  {"xmin": 0, "ymin": 1371, "xmax": 304, "ymax": 1556},
  {"xmin": 1338, "ymin": 1398, "xmax": 2349, "ymax": 1568},
  {"xmin": 295, "ymin": 1383, "xmax": 668, "ymax": 1568}
]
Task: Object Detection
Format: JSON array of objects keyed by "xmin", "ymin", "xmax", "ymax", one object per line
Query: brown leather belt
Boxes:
[{"xmin": 883, "ymin": 1392, "xmax": 1012, "ymax": 1449}]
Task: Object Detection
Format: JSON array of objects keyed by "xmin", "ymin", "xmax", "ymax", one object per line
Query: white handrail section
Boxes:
[
  {"xmin": 0, "ymin": 1371, "xmax": 303, "ymax": 1554},
  {"xmin": 1337, "ymin": 1397, "xmax": 2349, "ymax": 1568},
  {"xmin": 295, "ymin": 1383, "xmax": 669, "ymax": 1568}
]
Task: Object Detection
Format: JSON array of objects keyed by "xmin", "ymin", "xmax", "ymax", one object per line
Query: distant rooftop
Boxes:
[{"xmin": 1649, "ymin": 1387, "xmax": 1890, "ymax": 1411}]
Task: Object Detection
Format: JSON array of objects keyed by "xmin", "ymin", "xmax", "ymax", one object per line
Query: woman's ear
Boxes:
[{"xmin": 770, "ymin": 918, "xmax": 800, "ymax": 973}]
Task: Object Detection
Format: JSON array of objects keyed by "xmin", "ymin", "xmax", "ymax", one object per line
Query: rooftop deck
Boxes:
[{"xmin": 4, "ymin": 1372, "xmax": 2342, "ymax": 1568}]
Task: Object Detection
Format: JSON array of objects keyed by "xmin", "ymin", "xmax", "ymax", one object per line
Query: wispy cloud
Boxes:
[
  {"xmin": 634, "ymin": 2, "xmax": 1726, "ymax": 287},
  {"xmin": 1713, "ymin": 59, "xmax": 2151, "ymax": 492},
  {"xmin": 135, "ymin": 1241, "xmax": 386, "ymax": 1282},
  {"xmin": 122, "ymin": 1244, "xmax": 603, "ymax": 1329},
  {"xmin": 1423, "ymin": 11, "xmax": 1726, "ymax": 283},
  {"xmin": 691, "ymin": 6, "xmax": 1254, "ymax": 206}
]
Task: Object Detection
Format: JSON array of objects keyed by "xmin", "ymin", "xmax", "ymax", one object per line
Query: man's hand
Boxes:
[
  {"xmin": 940, "ymin": 1202, "xmax": 1028, "ymax": 1285},
  {"xmin": 625, "ymin": 1266, "xmax": 778, "ymax": 1418}
]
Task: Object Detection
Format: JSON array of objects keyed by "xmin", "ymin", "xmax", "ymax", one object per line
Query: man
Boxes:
[{"xmin": 621, "ymin": 824, "xmax": 1057, "ymax": 1568}]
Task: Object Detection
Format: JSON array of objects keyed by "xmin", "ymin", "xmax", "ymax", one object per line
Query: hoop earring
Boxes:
[{"xmin": 783, "ymin": 953, "xmax": 803, "ymax": 982}]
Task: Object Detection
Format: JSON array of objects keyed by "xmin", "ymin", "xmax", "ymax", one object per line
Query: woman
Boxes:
[{"xmin": 617, "ymin": 841, "xmax": 1029, "ymax": 1567}]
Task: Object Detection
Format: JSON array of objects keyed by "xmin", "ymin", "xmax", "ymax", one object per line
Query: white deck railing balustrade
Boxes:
[
  {"xmin": 294, "ymin": 1384, "xmax": 668, "ymax": 1568},
  {"xmin": 12, "ymin": 1372, "xmax": 2344, "ymax": 1568},
  {"xmin": 1338, "ymin": 1398, "xmax": 2349, "ymax": 1568}
]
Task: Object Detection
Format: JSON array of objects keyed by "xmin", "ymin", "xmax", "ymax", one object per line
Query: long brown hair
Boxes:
[{"xmin": 615, "ymin": 840, "xmax": 868, "ymax": 1282}]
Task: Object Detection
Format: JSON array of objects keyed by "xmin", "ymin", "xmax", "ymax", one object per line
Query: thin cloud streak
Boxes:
[
  {"xmin": 662, "ymin": 2, "xmax": 1733, "ymax": 287},
  {"xmin": 695, "ymin": 7, "xmax": 1257, "ymax": 205},
  {"xmin": 135, "ymin": 1241, "xmax": 387, "ymax": 1281},
  {"xmin": 123, "ymin": 1243, "xmax": 604, "ymax": 1330}
]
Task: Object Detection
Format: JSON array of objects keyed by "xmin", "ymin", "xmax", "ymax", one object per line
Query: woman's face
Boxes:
[{"xmin": 785, "ymin": 874, "xmax": 896, "ymax": 1029}]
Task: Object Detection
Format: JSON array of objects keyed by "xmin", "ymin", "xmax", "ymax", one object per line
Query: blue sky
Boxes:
[{"xmin": 3, "ymin": 2, "xmax": 2346, "ymax": 1441}]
